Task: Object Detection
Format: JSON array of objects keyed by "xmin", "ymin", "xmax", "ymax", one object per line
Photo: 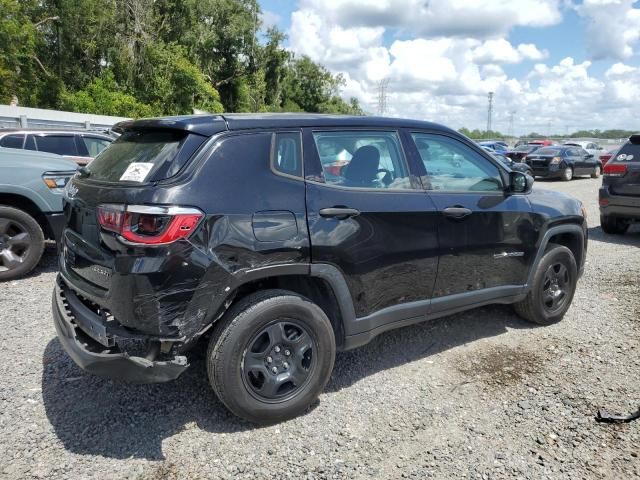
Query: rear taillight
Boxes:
[
  {"xmin": 97, "ymin": 204, "xmax": 203, "ymax": 245},
  {"xmin": 603, "ymin": 164, "xmax": 628, "ymax": 177}
]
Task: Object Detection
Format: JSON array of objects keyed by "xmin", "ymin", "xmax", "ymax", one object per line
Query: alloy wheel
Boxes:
[
  {"xmin": 0, "ymin": 218, "xmax": 31, "ymax": 272},
  {"xmin": 242, "ymin": 320, "xmax": 317, "ymax": 402},
  {"xmin": 541, "ymin": 262, "xmax": 570, "ymax": 314}
]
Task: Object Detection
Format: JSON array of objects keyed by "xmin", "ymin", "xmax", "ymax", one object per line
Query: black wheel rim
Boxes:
[
  {"xmin": 242, "ymin": 320, "xmax": 317, "ymax": 403},
  {"xmin": 541, "ymin": 262, "xmax": 570, "ymax": 314},
  {"xmin": 0, "ymin": 218, "xmax": 31, "ymax": 272}
]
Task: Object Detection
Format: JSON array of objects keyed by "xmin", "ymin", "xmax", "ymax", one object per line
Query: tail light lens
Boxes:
[
  {"xmin": 97, "ymin": 204, "xmax": 203, "ymax": 245},
  {"xmin": 603, "ymin": 164, "xmax": 627, "ymax": 177}
]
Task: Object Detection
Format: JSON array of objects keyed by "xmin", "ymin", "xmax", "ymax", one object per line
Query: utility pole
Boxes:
[
  {"xmin": 508, "ymin": 110, "xmax": 516, "ymax": 139},
  {"xmin": 376, "ymin": 78, "xmax": 390, "ymax": 116},
  {"xmin": 486, "ymin": 92, "xmax": 494, "ymax": 136}
]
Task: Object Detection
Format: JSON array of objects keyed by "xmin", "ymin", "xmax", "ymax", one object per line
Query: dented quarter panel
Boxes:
[{"xmin": 59, "ymin": 129, "xmax": 309, "ymax": 342}]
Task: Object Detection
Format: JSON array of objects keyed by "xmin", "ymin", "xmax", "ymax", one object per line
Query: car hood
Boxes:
[
  {"xmin": 528, "ymin": 187, "xmax": 584, "ymax": 219},
  {"xmin": 0, "ymin": 147, "xmax": 78, "ymax": 171}
]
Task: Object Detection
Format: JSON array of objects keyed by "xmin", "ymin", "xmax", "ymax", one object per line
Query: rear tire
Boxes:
[
  {"xmin": 207, "ymin": 289, "xmax": 336, "ymax": 424},
  {"xmin": 591, "ymin": 165, "xmax": 601, "ymax": 178},
  {"xmin": 514, "ymin": 244, "xmax": 577, "ymax": 325},
  {"xmin": 600, "ymin": 215, "xmax": 629, "ymax": 235},
  {"xmin": 0, "ymin": 206, "xmax": 45, "ymax": 281},
  {"xmin": 562, "ymin": 166, "xmax": 573, "ymax": 181}
]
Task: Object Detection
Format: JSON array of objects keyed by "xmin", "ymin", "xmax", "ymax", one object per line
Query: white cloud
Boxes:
[
  {"xmin": 299, "ymin": 0, "xmax": 562, "ymax": 38},
  {"xmin": 472, "ymin": 39, "xmax": 549, "ymax": 64},
  {"xmin": 286, "ymin": 0, "xmax": 639, "ymax": 132},
  {"xmin": 578, "ymin": 0, "xmax": 640, "ymax": 60}
]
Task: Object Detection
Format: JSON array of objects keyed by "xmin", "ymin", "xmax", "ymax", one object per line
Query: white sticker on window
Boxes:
[
  {"xmin": 617, "ymin": 154, "xmax": 627, "ymax": 161},
  {"xmin": 626, "ymin": 154, "xmax": 634, "ymax": 161},
  {"xmin": 119, "ymin": 162, "xmax": 154, "ymax": 182}
]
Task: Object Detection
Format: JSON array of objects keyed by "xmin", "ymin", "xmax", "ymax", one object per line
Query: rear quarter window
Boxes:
[{"xmin": 85, "ymin": 130, "xmax": 204, "ymax": 183}]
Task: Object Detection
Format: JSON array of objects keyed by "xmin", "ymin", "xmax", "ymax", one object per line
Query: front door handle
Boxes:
[
  {"xmin": 319, "ymin": 207, "xmax": 360, "ymax": 220},
  {"xmin": 442, "ymin": 206, "xmax": 473, "ymax": 219}
]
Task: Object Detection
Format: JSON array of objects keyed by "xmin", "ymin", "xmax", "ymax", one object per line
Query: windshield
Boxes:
[{"xmin": 515, "ymin": 145, "xmax": 536, "ymax": 152}]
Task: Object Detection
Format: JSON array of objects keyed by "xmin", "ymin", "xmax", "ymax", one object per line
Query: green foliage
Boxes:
[
  {"xmin": 458, "ymin": 128, "xmax": 506, "ymax": 140},
  {"xmin": 1, "ymin": 0, "xmax": 363, "ymax": 117},
  {"xmin": 60, "ymin": 72, "xmax": 156, "ymax": 118}
]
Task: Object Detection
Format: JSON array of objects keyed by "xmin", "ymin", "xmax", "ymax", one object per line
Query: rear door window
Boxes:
[
  {"xmin": 312, "ymin": 130, "xmax": 412, "ymax": 190},
  {"xmin": 35, "ymin": 135, "xmax": 79, "ymax": 156},
  {"xmin": 84, "ymin": 130, "xmax": 203, "ymax": 183},
  {"xmin": 0, "ymin": 134, "xmax": 24, "ymax": 148}
]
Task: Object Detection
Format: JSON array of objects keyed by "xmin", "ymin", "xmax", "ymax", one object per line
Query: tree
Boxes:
[{"xmin": 60, "ymin": 71, "xmax": 155, "ymax": 117}]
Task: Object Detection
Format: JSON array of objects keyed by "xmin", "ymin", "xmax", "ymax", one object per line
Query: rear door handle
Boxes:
[
  {"xmin": 319, "ymin": 207, "xmax": 360, "ymax": 220},
  {"xmin": 442, "ymin": 206, "xmax": 473, "ymax": 219}
]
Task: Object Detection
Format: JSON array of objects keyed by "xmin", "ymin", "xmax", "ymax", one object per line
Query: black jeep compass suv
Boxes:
[{"xmin": 53, "ymin": 114, "xmax": 587, "ymax": 423}]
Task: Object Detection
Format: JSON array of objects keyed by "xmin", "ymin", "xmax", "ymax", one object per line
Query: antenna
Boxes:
[{"xmin": 376, "ymin": 79, "xmax": 390, "ymax": 115}]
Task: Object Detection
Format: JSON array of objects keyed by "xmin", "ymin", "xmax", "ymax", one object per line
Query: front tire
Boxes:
[
  {"xmin": 514, "ymin": 244, "xmax": 577, "ymax": 325},
  {"xmin": 0, "ymin": 206, "xmax": 45, "ymax": 281},
  {"xmin": 207, "ymin": 290, "xmax": 336, "ymax": 424},
  {"xmin": 562, "ymin": 166, "xmax": 573, "ymax": 181},
  {"xmin": 600, "ymin": 215, "xmax": 629, "ymax": 235}
]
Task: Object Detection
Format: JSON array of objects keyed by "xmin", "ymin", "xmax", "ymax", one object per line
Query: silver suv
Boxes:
[{"xmin": 0, "ymin": 129, "xmax": 113, "ymax": 166}]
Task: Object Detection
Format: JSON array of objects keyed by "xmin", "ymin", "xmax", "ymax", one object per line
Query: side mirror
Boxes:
[
  {"xmin": 509, "ymin": 171, "xmax": 533, "ymax": 194},
  {"xmin": 585, "ymin": 153, "xmax": 594, "ymax": 159}
]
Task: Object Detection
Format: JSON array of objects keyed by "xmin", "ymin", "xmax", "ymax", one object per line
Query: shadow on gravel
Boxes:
[
  {"xmin": 587, "ymin": 225, "xmax": 640, "ymax": 246},
  {"xmin": 26, "ymin": 243, "xmax": 59, "ymax": 278},
  {"xmin": 41, "ymin": 340, "xmax": 251, "ymax": 460},
  {"xmin": 327, "ymin": 304, "xmax": 538, "ymax": 392},
  {"xmin": 41, "ymin": 304, "xmax": 537, "ymax": 460}
]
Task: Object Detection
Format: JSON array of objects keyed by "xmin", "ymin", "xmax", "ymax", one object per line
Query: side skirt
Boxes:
[{"xmin": 341, "ymin": 286, "xmax": 526, "ymax": 351}]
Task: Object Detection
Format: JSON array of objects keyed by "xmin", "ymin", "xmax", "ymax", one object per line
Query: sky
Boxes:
[{"xmin": 258, "ymin": 0, "xmax": 640, "ymax": 135}]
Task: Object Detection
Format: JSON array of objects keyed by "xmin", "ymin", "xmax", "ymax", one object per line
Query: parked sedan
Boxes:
[
  {"xmin": 505, "ymin": 144, "xmax": 541, "ymax": 162},
  {"xmin": 526, "ymin": 146, "xmax": 602, "ymax": 181},
  {"xmin": 482, "ymin": 147, "xmax": 534, "ymax": 177},
  {"xmin": 479, "ymin": 141, "xmax": 509, "ymax": 153}
]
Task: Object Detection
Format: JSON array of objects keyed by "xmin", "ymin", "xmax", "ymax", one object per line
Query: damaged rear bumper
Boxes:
[{"xmin": 52, "ymin": 277, "xmax": 189, "ymax": 384}]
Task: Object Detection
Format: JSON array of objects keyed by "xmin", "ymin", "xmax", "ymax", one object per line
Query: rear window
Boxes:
[
  {"xmin": 534, "ymin": 148, "xmax": 561, "ymax": 156},
  {"xmin": 85, "ymin": 130, "xmax": 203, "ymax": 183},
  {"xmin": 613, "ymin": 143, "xmax": 640, "ymax": 163}
]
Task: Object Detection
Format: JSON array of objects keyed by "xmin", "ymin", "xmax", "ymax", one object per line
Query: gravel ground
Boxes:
[{"xmin": 1, "ymin": 176, "xmax": 638, "ymax": 480}]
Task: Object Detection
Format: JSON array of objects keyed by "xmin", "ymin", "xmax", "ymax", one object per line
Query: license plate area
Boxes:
[{"xmin": 64, "ymin": 288, "xmax": 114, "ymax": 347}]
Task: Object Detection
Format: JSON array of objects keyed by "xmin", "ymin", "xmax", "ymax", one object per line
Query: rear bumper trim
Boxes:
[{"xmin": 52, "ymin": 277, "xmax": 189, "ymax": 384}]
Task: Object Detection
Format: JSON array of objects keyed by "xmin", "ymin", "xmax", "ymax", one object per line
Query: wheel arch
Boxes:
[
  {"xmin": 0, "ymin": 193, "xmax": 51, "ymax": 238},
  {"xmin": 526, "ymin": 224, "xmax": 585, "ymax": 288},
  {"xmin": 211, "ymin": 264, "xmax": 355, "ymax": 350}
]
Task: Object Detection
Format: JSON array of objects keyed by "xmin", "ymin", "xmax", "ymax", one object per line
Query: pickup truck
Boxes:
[{"xmin": 0, "ymin": 147, "xmax": 77, "ymax": 280}]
